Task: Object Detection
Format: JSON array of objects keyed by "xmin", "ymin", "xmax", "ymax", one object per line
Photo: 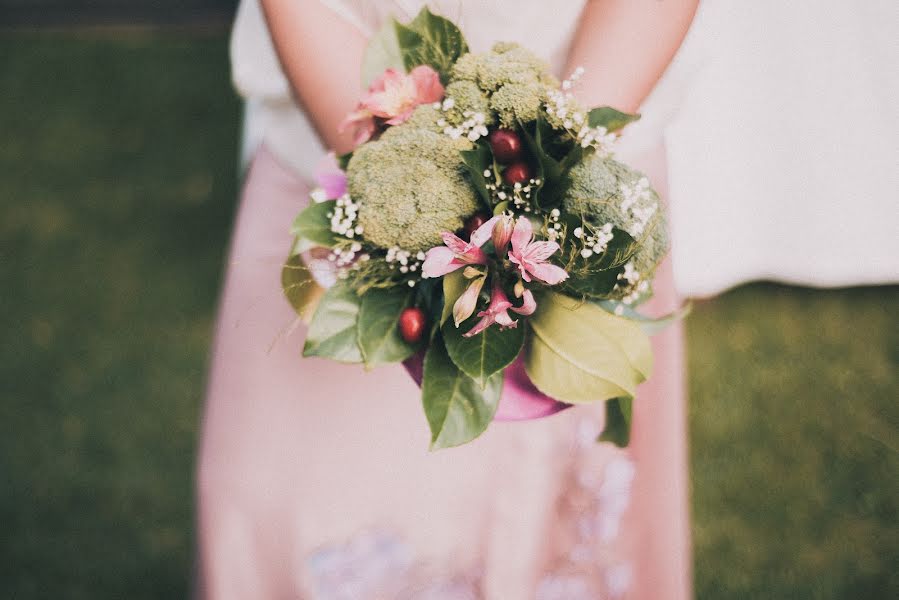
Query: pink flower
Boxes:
[
  {"xmin": 511, "ymin": 288, "xmax": 537, "ymax": 316},
  {"xmin": 422, "ymin": 216, "xmax": 498, "ymax": 278},
  {"xmin": 314, "ymin": 152, "xmax": 347, "ymax": 199},
  {"xmin": 452, "ymin": 275, "xmax": 485, "ymax": 327},
  {"xmin": 338, "ymin": 107, "xmax": 377, "ymax": 148},
  {"xmin": 507, "ymin": 216, "xmax": 569, "ymax": 285},
  {"xmin": 339, "ymin": 66, "xmax": 444, "ymax": 147},
  {"xmin": 491, "ymin": 213, "xmax": 515, "ymax": 254},
  {"xmin": 464, "ymin": 284, "xmax": 518, "ymax": 337}
]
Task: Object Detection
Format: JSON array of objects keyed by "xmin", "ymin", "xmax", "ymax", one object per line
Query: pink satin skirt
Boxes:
[{"xmin": 195, "ymin": 145, "xmax": 691, "ymax": 600}]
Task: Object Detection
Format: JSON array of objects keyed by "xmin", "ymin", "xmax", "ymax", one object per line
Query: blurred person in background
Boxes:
[
  {"xmin": 197, "ymin": 1, "xmax": 698, "ymax": 598},
  {"xmin": 195, "ymin": 1, "xmax": 897, "ymax": 599}
]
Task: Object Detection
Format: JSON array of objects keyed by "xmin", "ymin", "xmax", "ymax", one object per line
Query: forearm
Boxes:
[
  {"xmin": 565, "ymin": 0, "xmax": 699, "ymax": 112},
  {"xmin": 260, "ymin": 0, "xmax": 369, "ymax": 154}
]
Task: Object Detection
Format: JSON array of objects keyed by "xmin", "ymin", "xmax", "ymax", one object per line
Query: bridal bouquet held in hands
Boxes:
[{"xmin": 282, "ymin": 9, "xmax": 684, "ymax": 449}]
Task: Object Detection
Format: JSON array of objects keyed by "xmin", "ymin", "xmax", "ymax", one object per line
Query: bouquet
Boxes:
[{"xmin": 282, "ymin": 9, "xmax": 684, "ymax": 449}]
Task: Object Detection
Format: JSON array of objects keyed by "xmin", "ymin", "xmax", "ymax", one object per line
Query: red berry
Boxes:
[
  {"xmin": 502, "ymin": 161, "xmax": 533, "ymax": 186},
  {"xmin": 489, "ymin": 129, "xmax": 523, "ymax": 163},
  {"xmin": 463, "ymin": 213, "xmax": 490, "ymax": 238},
  {"xmin": 398, "ymin": 307, "xmax": 427, "ymax": 344}
]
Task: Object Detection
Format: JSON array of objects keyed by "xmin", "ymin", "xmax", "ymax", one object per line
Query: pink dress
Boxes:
[{"xmin": 197, "ymin": 2, "xmax": 690, "ymax": 598}]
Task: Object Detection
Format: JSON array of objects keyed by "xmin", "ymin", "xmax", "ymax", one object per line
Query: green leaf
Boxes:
[
  {"xmin": 394, "ymin": 7, "xmax": 469, "ymax": 84},
  {"xmin": 442, "ymin": 318, "xmax": 525, "ymax": 389},
  {"xmin": 596, "ymin": 227, "xmax": 639, "ymax": 270},
  {"xmin": 422, "ymin": 334, "xmax": 501, "ymax": 449},
  {"xmin": 281, "ymin": 254, "xmax": 324, "ymax": 320},
  {"xmin": 460, "ymin": 143, "xmax": 493, "ymax": 210},
  {"xmin": 336, "ymin": 152, "xmax": 353, "ymax": 171},
  {"xmin": 562, "ymin": 227, "xmax": 639, "ymax": 299},
  {"xmin": 598, "ymin": 397, "xmax": 633, "ymax": 447},
  {"xmin": 492, "ymin": 200, "xmax": 510, "ymax": 215},
  {"xmin": 361, "ymin": 20, "xmax": 405, "ymax": 87},
  {"xmin": 303, "ymin": 283, "xmax": 363, "ymax": 363},
  {"xmin": 525, "ymin": 292, "xmax": 652, "ymax": 403},
  {"xmin": 290, "ymin": 200, "xmax": 337, "ymax": 252},
  {"xmin": 357, "ymin": 287, "xmax": 417, "ymax": 368},
  {"xmin": 519, "ymin": 114, "xmax": 563, "ymax": 209},
  {"xmin": 440, "ymin": 270, "xmax": 468, "ymax": 326},
  {"xmin": 587, "ymin": 107, "xmax": 641, "ymax": 132},
  {"xmin": 595, "ymin": 300, "xmax": 693, "ymax": 336}
]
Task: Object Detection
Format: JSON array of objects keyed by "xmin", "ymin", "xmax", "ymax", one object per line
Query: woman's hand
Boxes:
[{"xmin": 260, "ymin": 0, "xmax": 369, "ymax": 154}]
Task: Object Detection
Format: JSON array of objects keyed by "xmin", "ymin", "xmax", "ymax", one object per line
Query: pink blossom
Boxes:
[
  {"xmin": 464, "ymin": 284, "xmax": 518, "ymax": 337},
  {"xmin": 422, "ymin": 216, "xmax": 498, "ymax": 278},
  {"xmin": 452, "ymin": 275, "xmax": 485, "ymax": 327},
  {"xmin": 491, "ymin": 213, "xmax": 515, "ymax": 254},
  {"xmin": 510, "ymin": 288, "xmax": 537, "ymax": 316},
  {"xmin": 338, "ymin": 66, "xmax": 444, "ymax": 147},
  {"xmin": 314, "ymin": 152, "xmax": 347, "ymax": 199},
  {"xmin": 507, "ymin": 216, "xmax": 569, "ymax": 285}
]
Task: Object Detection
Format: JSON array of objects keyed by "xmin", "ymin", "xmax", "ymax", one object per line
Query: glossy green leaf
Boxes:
[
  {"xmin": 290, "ymin": 200, "xmax": 337, "ymax": 251},
  {"xmin": 357, "ymin": 287, "xmax": 417, "ymax": 368},
  {"xmin": 361, "ymin": 20, "xmax": 405, "ymax": 87},
  {"xmin": 394, "ymin": 8, "xmax": 469, "ymax": 84},
  {"xmin": 440, "ymin": 270, "xmax": 468, "ymax": 326},
  {"xmin": 336, "ymin": 152, "xmax": 353, "ymax": 171},
  {"xmin": 598, "ymin": 397, "xmax": 633, "ymax": 447},
  {"xmin": 460, "ymin": 143, "xmax": 493, "ymax": 209},
  {"xmin": 303, "ymin": 283, "xmax": 363, "ymax": 363},
  {"xmin": 525, "ymin": 292, "xmax": 652, "ymax": 403},
  {"xmin": 442, "ymin": 318, "xmax": 525, "ymax": 389},
  {"xmin": 519, "ymin": 114, "xmax": 563, "ymax": 209},
  {"xmin": 422, "ymin": 334, "xmax": 501, "ymax": 449},
  {"xmin": 587, "ymin": 106, "xmax": 641, "ymax": 132},
  {"xmin": 281, "ymin": 254, "xmax": 324, "ymax": 321},
  {"xmin": 563, "ymin": 227, "xmax": 639, "ymax": 299}
]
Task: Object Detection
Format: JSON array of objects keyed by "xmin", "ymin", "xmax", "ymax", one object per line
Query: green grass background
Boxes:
[{"xmin": 1, "ymin": 33, "xmax": 896, "ymax": 599}]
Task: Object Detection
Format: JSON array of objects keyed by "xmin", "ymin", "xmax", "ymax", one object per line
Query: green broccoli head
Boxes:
[
  {"xmin": 449, "ymin": 43, "xmax": 554, "ymax": 127},
  {"xmin": 564, "ymin": 154, "xmax": 669, "ymax": 277},
  {"xmin": 347, "ymin": 121, "xmax": 479, "ymax": 252}
]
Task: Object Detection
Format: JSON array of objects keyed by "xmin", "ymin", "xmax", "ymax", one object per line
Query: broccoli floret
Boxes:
[
  {"xmin": 489, "ymin": 82, "xmax": 544, "ymax": 128},
  {"xmin": 442, "ymin": 80, "xmax": 494, "ymax": 126},
  {"xmin": 347, "ymin": 122, "xmax": 479, "ymax": 252},
  {"xmin": 564, "ymin": 154, "xmax": 669, "ymax": 277},
  {"xmin": 447, "ymin": 44, "xmax": 553, "ymax": 126}
]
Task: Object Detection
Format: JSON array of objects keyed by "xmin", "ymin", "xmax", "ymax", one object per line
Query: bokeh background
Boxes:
[{"xmin": 1, "ymin": 3, "xmax": 896, "ymax": 599}]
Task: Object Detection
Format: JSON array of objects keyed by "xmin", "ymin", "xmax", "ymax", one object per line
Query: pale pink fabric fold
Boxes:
[{"xmin": 195, "ymin": 145, "xmax": 690, "ymax": 599}]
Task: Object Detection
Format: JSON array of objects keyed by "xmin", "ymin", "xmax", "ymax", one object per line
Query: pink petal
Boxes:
[
  {"xmin": 510, "ymin": 216, "xmax": 533, "ymax": 256},
  {"xmin": 453, "ymin": 276, "xmax": 485, "ymax": 327},
  {"xmin": 315, "ymin": 153, "xmax": 347, "ymax": 199},
  {"xmin": 410, "ymin": 65, "xmax": 445, "ymax": 104},
  {"xmin": 464, "ymin": 314, "xmax": 494, "ymax": 337},
  {"xmin": 491, "ymin": 214, "xmax": 515, "ymax": 253},
  {"xmin": 511, "ymin": 289, "xmax": 536, "ymax": 315},
  {"xmin": 526, "ymin": 262, "xmax": 569, "ymax": 285},
  {"xmin": 522, "ymin": 240, "xmax": 561, "ymax": 262},
  {"xmin": 440, "ymin": 231, "xmax": 470, "ymax": 254},
  {"xmin": 507, "ymin": 254, "xmax": 532, "ymax": 282},
  {"xmin": 494, "ymin": 311, "xmax": 517, "ymax": 328},
  {"xmin": 338, "ymin": 108, "xmax": 376, "ymax": 147},
  {"xmin": 368, "ymin": 68, "xmax": 403, "ymax": 94},
  {"xmin": 384, "ymin": 108, "xmax": 415, "ymax": 125},
  {"xmin": 470, "ymin": 216, "xmax": 499, "ymax": 247},
  {"xmin": 421, "ymin": 247, "xmax": 462, "ymax": 278}
]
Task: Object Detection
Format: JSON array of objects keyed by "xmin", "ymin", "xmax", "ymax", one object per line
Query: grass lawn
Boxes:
[{"xmin": 1, "ymin": 32, "xmax": 896, "ymax": 599}]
